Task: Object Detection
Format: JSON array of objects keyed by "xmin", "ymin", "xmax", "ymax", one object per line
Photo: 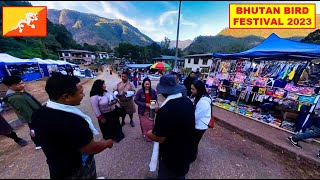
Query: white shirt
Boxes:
[{"xmin": 195, "ymin": 96, "xmax": 212, "ymax": 130}]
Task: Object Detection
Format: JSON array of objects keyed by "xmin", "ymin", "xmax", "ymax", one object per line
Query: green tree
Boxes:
[{"xmin": 301, "ymin": 29, "xmax": 320, "ymax": 44}]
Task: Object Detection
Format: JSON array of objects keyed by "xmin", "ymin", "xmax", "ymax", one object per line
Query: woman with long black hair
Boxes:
[
  {"xmin": 90, "ymin": 79, "xmax": 124, "ymax": 142},
  {"xmin": 190, "ymin": 80, "xmax": 212, "ymax": 162},
  {"xmin": 134, "ymin": 78, "xmax": 157, "ymax": 142}
]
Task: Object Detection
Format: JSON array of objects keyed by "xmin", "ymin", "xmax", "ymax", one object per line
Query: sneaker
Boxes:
[
  {"xmin": 97, "ymin": 177, "xmax": 105, "ymax": 179},
  {"xmin": 317, "ymin": 152, "xmax": 320, "ymax": 159},
  {"xmin": 287, "ymin": 136, "xmax": 302, "ymax": 148},
  {"xmin": 17, "ymin": 139, "xmax": 28, "ymax": 147},
  {"xmin": 35, "ymin": 146, "xmax": 42, "ymax": 150},
  {"xmin": 130, "ymin": 120, "xmax": 135, "ymax": 127}
]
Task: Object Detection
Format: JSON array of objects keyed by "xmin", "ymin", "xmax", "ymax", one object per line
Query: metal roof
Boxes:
[
  {"xmin": 152, "ymin": 55, "xmax": 183, "ymax": 61},
  {"xmin": 183, "ymin": 53, "xmax": 213, "ymax": 58}
]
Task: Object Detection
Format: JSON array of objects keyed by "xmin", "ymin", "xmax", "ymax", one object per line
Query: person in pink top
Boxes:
[{"xmin": 90, "ymin": 79, "xmax": 124, "ymax": 142}]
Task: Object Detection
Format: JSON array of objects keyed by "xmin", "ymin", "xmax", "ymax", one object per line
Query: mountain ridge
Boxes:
[{"xmin": 47, "ymin": 9, "xmax": 154, "ymax": 48}]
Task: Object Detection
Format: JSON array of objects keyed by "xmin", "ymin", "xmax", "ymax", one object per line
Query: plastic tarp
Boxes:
[
  {"xmin": 125, "ymin": 64, "xmax": 153, "ymax": 69},
  {"xmin": 0, "ymin": 53, "xmax": 38, "ymax": 64},
  {"xmin": 31, "ymin": 58, "xmax": 56, "ymax": 65},
  {"xmin": 0, "ymin": 53, "xmax": 42, "ymax": 82},
  {"xmin": 30, "ymin": 58, "xmax": 59, "ymax": 77},
  {"xmin": 213, "ymin": 33, "xmax": 320, "ymax": 60}
]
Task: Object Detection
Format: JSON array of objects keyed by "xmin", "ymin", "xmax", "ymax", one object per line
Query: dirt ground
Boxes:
[{"xmin": 0, "ymin": 71, "xmax": 103, "ymax": 123}]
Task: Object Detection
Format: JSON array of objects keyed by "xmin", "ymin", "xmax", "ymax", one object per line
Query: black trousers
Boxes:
[
  {"xmin": 191, "ymin": 129, "xmax": 206, "ymax": 161},
  {"xmin": 5, "ymin": 131, "xmax": 21, "ymax": 142},
  {"xmin": 157, "ymin": 159, "xmax": 186, "ymax": 179}
]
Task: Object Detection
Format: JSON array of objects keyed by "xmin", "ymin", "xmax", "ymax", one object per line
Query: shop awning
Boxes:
[
  {"xmin": 125, "ymin": 64, "xmax": 153, "ymax": 69},
  {"xmin": 213, "ymin": 33, "xmax": 320, "ymax": 60},
  {"xmin": 0, "ymin": 53, "xmax": 38, "ymax": 64}
]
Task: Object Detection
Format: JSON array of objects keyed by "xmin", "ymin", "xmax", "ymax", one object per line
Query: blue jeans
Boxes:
[
  {"xmin": 292, "ymin": 127, "xmax": 320, "ymax": 142},
  {"xmin": 295, "ymin": 105, "xmax": 312, "ymax": 132}
]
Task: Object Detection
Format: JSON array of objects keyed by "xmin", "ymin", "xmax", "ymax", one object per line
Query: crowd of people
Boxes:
[{"xmin": 0, "ymin": 68, "xmax": 212, "ymax": 179}]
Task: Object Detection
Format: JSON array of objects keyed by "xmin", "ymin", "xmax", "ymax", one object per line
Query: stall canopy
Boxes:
[
  {"xmin": 0, "ymin": 53, "xmax": 42, "ymax": 82},
  {"xmin": 30, "ymin": 58, "xmax": 59, "ymax": 77},
  {"xmin": 213, "ymin": 33, "xmax": 320, "ymax": 59},
  {"xmin": 125, "ymin": 64, "xmax": 153, "ymax": 69},
  {"xmin": 0, "ymin": 53, "xmax": 36, "ymax": 64}
]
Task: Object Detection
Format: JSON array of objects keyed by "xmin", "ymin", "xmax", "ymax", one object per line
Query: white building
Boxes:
[
  {"xmin": 58, "ymin": 49, "xmax": 96, "ymax": 65},
  {"xmin": 183, "ymin": 53, "xmax": 214, "ymax": 80},
  {"xmin": 96, "ymin": 52, "xmax": 109, "ymax": 59}
]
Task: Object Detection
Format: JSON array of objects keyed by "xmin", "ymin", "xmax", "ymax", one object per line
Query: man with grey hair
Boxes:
[{"xmin": 147, "ymin": 74, "xmax": 196, "ymax": 179}]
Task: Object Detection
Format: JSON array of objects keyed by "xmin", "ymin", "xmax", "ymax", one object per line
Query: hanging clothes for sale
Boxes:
[
  {"xmin": 288, "ymin": 65, "xmax": 297, "ymax": 80},
  {"xmin": 293, "ymin": 63, "xmax": 308, "ymax": 85}
]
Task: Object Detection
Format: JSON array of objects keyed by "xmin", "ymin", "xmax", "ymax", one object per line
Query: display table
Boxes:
[{"xmin": 213, "ymin": 104, "xmax": 296, "ymax": 134}]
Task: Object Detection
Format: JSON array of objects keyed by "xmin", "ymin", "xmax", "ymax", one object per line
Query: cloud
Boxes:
[
  {"xmin": 112, "ymin": 1, "xmax": 130, "ymax": 11},
  {"xmin": 180, "ymin": 15, "xmax": 197, "ymax": 27},
  {"xmin": 159, "ymin": 10, "xmax": 178, "ymax": 26},
  {"xmin": 31, "ymin": 1, "xmax": 198, "ymax": 42}
]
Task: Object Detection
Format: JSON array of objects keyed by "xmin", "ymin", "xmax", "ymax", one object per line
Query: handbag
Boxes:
[
  {"xmin": 207, "ymin": 99, "xmax": 215, "ymax": 128},
  {"xmin": 114, "ymin": 105, "xmax": 126, "ymax": 118}
]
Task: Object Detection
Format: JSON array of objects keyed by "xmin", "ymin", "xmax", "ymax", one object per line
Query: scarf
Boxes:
[
  {"xmin": 149, "ymin": 93, "xmax": 183, "ymax": 172},
  {"xmin": 46, "ymin": 100, "xmax": 99, "ymax": 135}
]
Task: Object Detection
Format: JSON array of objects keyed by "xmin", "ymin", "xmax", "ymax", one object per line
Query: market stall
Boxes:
[
  {"xmin": 209, "ymin": 33, "xmax": 320, "ymax": 133},
  {"xmin": 0, "ymin": 53, "xmax": 42, "ymax": 82},
  {"xmin": 30, "ymin": 58, "xmax": 59, "ymax": 77}
]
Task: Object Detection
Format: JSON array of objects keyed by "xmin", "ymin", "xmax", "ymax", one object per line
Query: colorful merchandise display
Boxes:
[{"xmin": 208, "ymin": 59, "xmax": 320, "ymax": 133}]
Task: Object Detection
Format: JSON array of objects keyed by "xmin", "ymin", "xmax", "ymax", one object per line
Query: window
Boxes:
[
  {"xmin": 201, "ymin": 67, "xmax": 209, "ymax": 73},
  {"xmin": 187, "ymin": 58, "xmax": 191, "ymax": 63},
  {"xmin": 194, "ymin": 58, "xmax": 199, "ymax": 64},
  {"xmin": 202, "ymin": 58, "xmax": 208, "ymax": 65}
]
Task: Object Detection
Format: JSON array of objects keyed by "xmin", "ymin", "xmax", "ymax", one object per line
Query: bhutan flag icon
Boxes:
[{"xmin": 2, "ymin": 6, "xmax": 47, "ymax": 37}]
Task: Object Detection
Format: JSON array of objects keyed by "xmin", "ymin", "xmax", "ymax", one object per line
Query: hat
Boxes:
[{"xmin": 157, "ymin": 74, "xmax": 184, "ymax": 95}]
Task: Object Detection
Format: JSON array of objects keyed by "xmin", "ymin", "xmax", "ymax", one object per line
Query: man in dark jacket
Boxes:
[
  {"xmin": 147, "ymin": 74, "xmax": 196, "ymax": 179},
  {"xmin": 183, "ymin": 72, "xmax": 196, "ymax": 97}
]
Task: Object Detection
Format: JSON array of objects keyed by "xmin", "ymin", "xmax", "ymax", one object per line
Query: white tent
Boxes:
[
  {"xmin": 0, "ymin": 53, "xmax": 37, "ymax": 64},
  {"xmin": 31, "ymin": 58, "xmax": 57, "ymax": 65},
  {"xmin": 0, "ymin": 53, "xmax": 42, "ymax": 81}
]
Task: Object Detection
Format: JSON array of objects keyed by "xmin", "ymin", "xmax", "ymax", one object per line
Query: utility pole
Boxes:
[{"xmin": 174, "ymin": 1, "xmax": 181, "ymax": 72}]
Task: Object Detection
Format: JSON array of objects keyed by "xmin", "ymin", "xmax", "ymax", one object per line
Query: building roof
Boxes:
[
  {"xmin": 95, "ymin": 51, "xmax": 109, "ymax": 54},
  {"xmin": 126, "ymin": 64, "xmax": 153, "ymax": 69},
  {"xmin": 152, "ymin": 55, "xmax": 183, "ymax": 61},
  {"xmin": 183, "ymin": 53, "xmax": 213, "ymax": 58},
  {"xmin": 58, "ymin": 49, "xmax": 94, "ymax": 53}
]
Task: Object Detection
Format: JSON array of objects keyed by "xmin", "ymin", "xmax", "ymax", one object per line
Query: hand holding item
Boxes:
[
  {"xmin": 113, "ymin": 91, "xmax": 119, "ymax": 97},
  {"xmin": 111, "ymin": 99, "xmax": 118, "ymax": 105},
  {"xmin": 100, "ymin": 117, "xmax": 106, "ymax": 124},
  {"xmin": 104, "ymin": 139, "xmax": 113, "ymax": 148},
  {"xmin": 146, "ymin": 103, "xmax": 151, "ymax": 108},
  {"xmin": 126, "ymin": 91, "xmax": 134, "ymax": 97}
]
